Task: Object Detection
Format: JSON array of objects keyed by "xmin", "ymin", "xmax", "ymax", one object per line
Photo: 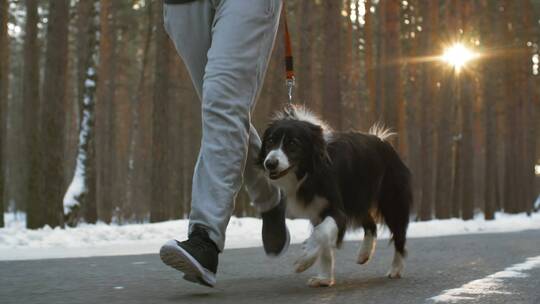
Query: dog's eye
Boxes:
[
  {"xmin": 266, "ymin": 138, "xmax": 274, "ymax": 146},
  {"xmin": 287, "ymin": 139, "xmax": 298, "ymax": 148}
]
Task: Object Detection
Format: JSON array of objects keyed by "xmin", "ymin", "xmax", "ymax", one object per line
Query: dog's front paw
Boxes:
[
  {"xmin": 357, "ymin": 235, "xmax": 376, "ymax": 265},
  {"xmin": 356, "ymin": 250, "xmax": 372, "ymax": 265},
  {"xmin": 387, "ymin": 252, "xmax": 404, "ymax": 279},
  {"xmin": 294, "ymin": 239, "xmax": 320, "ymax": 273},
  {"xmin": 307, "ymin": 276, "xmax": 335, "ymax": 288},
  {"xmin": 294, "ymin": 251, "xmax": 318, "ymax": 273},
  {"xmin": 386, "ymin": 265, "xmax": 403, "ymax": 279}
]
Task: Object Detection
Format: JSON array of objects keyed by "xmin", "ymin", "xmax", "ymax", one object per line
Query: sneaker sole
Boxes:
[{"xmin": 159, "ymin": 240, "xmax": 217, "ymax": 287}]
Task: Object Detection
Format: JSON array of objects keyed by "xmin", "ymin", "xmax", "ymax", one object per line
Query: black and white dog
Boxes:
[{"xmin": 258, "ymin": 105, "xmax": 412, "ymax": 287}]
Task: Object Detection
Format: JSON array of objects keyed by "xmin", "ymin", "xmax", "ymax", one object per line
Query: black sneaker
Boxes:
[
  {"xmin": 261, "ymin": 191, "xmax": 290, "ymax": 257},
  {"xmin": 159, "ymin": 226, "xmax": 219, "ymax": 287}
]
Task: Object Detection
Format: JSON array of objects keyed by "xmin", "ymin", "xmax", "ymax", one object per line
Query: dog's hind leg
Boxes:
[
  {"xmin": 380, "ymin": 190, "xmax": 410, "ymax": 279},
  {"xmin": 307, "ymin": 246, "xmax": 335, "ymax": 287},
  {"xmin": 386, "ymin": 223, "xmax": 406, "ymax": 279},
  {"xmin": 383, "ymin": 208, "xmax": 407, "ymax": 279},
  {"xmin": 357, "ymin": 214, "xmax": 377, "ymax": 265}
]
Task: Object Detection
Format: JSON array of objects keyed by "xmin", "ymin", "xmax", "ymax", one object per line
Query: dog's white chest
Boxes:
[
  {"xmin": 271, "ymin": 174, "xmax": 327, "ymax": 223},
  {"xmin": 287, "ymin": 195, "xmax": 328, "ymax": 224}
]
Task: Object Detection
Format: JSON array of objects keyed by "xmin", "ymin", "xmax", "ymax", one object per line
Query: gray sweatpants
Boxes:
[{"xmin": 163, "ymin": 0, "xmax": 282, "ymax": 251}]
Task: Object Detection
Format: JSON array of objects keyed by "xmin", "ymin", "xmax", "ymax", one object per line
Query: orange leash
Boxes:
[{"xmin": 282, "ymin": 4, "xmax": 295, "ymax": 104}]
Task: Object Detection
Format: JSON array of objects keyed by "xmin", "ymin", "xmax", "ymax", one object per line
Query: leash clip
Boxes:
[{"xmin": 286, "ymin": 76, "xmax": 295, "ymax": 104}]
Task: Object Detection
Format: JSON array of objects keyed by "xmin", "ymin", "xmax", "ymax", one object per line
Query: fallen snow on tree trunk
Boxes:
[{"xmin": 0, "ymin": 212, "xmax": 539, "ymax": 261}]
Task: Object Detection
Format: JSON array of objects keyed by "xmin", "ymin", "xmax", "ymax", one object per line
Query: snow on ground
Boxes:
[
  {"xmin": 429, "ymin": 255, "xmax": 540, "ymax": 303},
  {"xmin": 1, "ymin": 212, "xmax": 539, "ymax": 261}
]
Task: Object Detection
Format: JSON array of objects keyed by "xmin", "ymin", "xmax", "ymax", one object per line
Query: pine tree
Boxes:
[
  {"xmin": 459, "ymin": 0, "xmax": 475, "ymax": 220},
  {"xmin": 125, "ymin": 0, "xmax": 154, "ymax": 221},
  {"xmin": 296, "ymin": 0, "xmax": 316, "ymax": 109},
  {"xmin": 502, "ymin": 0, "xmax": 520, "ymax": 214},
  {"xmin": 150, "ymin": 1, "xmax": 171, "ymax": 222},
  {"xmin": 168, "ymin": 46, "xmax": 193, "ymax": 219},
  {"xmin": 40, "ymin": 0, "xmax": 71, "ymax": 228},
  {"xmin": 364, "ymin": 0, "xmax": 377, "ymax": 123},
  {"xmin": 417, "ymin": 0, "xmax": 439, "ymax": 221},
  {"xmin": 24, "ymin": 0, "xmax": 42, "ymax": 229},
  {"xmin": 64, "ymin": 0, "xmax": 99, "ymax": 225},
  {"xmin": 434, "ymin": 0, "xmax": 455, "ymax": 219},
  {"xmin": 480, "ymin": 0, "xmax": 500, "ymax": 220},
  {"xmin": 0, "ymin": 0, "xmax": 8, "ymax": 228},
  {"xmin": 517, "ymin": 0, "xmax": 537, "ymax": 213},
  {"xmin": 321, "ymin": 0, "xmax": 343, "ymax": 129},
  {"xmin": 96, "ymin": 0, "xmax": 118, "ymax": 223},
  {"xmin": 380, "ymin": 0, "xmax": 402, "ymax": 142}
]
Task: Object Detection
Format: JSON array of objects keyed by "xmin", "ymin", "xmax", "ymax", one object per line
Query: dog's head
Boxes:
[{"xmin": 258, "ymin": 106, "xmax": 331, "ymax": 180}]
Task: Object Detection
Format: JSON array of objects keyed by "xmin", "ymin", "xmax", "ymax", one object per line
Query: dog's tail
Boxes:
[{"xmin": 368, "ymin": 122, "xmax": 396, "ymax": 142}]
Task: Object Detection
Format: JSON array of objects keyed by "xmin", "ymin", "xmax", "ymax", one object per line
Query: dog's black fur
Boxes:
[{"xmin": 257, "ymin": 108, "xmax": 412, "ymax": 257}]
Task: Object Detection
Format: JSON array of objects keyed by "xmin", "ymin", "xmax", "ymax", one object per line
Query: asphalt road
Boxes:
[{"xmin": 1, "ymin": 230, "xmax": 540, "ymax": 304}]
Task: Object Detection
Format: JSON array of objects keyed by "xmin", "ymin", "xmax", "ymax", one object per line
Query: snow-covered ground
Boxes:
[{"xmin": 1, "ymin": 212, "xmax": 539, "ymax": 261}]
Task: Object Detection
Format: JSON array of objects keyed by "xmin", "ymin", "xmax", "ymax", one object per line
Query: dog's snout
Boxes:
[{"xmin": 264, "ymin": 159, "xmax": 279, "ymax": 171}]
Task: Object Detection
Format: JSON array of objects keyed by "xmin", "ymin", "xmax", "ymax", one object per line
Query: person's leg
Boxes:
[
  {"xmin": 161, "ymin": 1, "xmax": 219, "ymax": 287},
  {"xmin": 161, "ymin": 0, "xmax": 286, "ymax": 287},
  {"xmin": 163, "ymin": 1, "xmax": 212, "ymax": 99},
  {"xmin": 186, "ymin": 0, "xmax": 282, "ymax": 251},
  {"xmin": 166, "ymin": 3, "xmax": 279, "ymax": 215}
]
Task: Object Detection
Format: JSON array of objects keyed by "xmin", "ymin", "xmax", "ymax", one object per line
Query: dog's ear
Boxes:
[
  {"xmin": 256, "ymin": 126, "xmax": 271, "ymax": 168},
  {"xmin": 309, "ymin": 124, "xmax": 330, "ymax": 171}
]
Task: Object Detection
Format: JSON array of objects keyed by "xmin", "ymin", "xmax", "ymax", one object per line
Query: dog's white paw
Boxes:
[
  {"xmin": 357, "ymin": 247, "xmax": 375, "ymax": 265},
  {"xmin": 307, "ymin": 276, "xmax": 335, "ymax": 288},
  {"xmin": 386, "ymin": 264, "xmax": 403, "ymax": 279},
  {"xmin": 294, "ymin": 238, "xmax": 320, "ymax": 273},
  {"xmin": 294, "ymin": 250, "xmax": 319, "ymax": 273},
  {"xmin": 387, "ymin": 252, "xmax": 404, "ymax": 279},
  {"xmin": 357, "ymin": 233, "xmax": 376, "ymax": 265},
  {"xmin": 357, "ymin": 254, "xmax": 370, "ymax": 265}
]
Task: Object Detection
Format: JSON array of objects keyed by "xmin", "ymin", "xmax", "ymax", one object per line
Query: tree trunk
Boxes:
[
  {"xmin": 451, "ymin": 99, "xmax": 462, "ymax": 219},
  {"xmin": 150, "ymin": 2, "xmax": 171, "ymax": 223},
  {"xmin": 168, "ymin": 46, "xmax": 189, "ymax": 219},
  {"xmin": 109, "ymin": 3, "xmax": 134, "ymax": 223},
  {"xmin": 459, "ymin": 1, "xmax": 474, "ymax": 220},
  {"xmin": 76, "ymin": 0, "xmax": 93, "ymax": 109},
  {"xmin": 40, "ymin": 0, "xmax": 70, "ymax": 228},
  {"xmin": 380, "ymin": 0, "xmax": 402, "ymax": 145},
  {"xmin": 502, "ymin": 0, "xmax": 520, "ymax": 214},
  {"xmin": 417, "ymin": 0, "xmax": 438, "ymax": 221},
  {"xmin": 321, "ymin": 0, "xmax": 343, "ymax": 129},
  {"xmin": 434, "ymin": 81, "xmax": 454, "ymax": 218},
  {"xmin": 434, "ymin": 1, "xmax": 458, "ymax": 219},
  {"xmin": 23, "ymin": 0, "xmax": 43, "ymax": 229},
  {"xmin": 341, "ymin": 0, "xmax": 361, "ymax": 131},
  {"xmin": 364, "ymin": 0, "xmax": 376, "ymax": 123},
  {"xmin": 64, "ymin": 0, "xmax": 99, "ymax": 225},
  {"xmin": 0, "ymin": 0, "xmax": 8, "ymax": 227},
  {"xmin": 480, "ymin": 0, "xmax": 499, "ymax": 220},
  {"xmin": 125, "ymin": 0, "xmax": 154, "ymax": 221},
  {"xmin": 459, "ymin": 75, "xmax": 474, "ymax": 220},
  {"xmin": 96, "ymin": 0, "xmax": 117, "ymax": 223},
  {"xmin": 296, "ymin": 0, "xmax": 314, "ymax": 108},
  {"xmin": 374, "ymin": 2, "xmax": 385, "ymax": 119},
  {"xmin": 516, "ymin": 0, "xmax": 537, "ymax": 214}
]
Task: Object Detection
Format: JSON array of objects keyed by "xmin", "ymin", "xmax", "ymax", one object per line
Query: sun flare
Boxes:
[{"xmin": 441, "ymin": 43, "xmax": 478, "ymax": 71}]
